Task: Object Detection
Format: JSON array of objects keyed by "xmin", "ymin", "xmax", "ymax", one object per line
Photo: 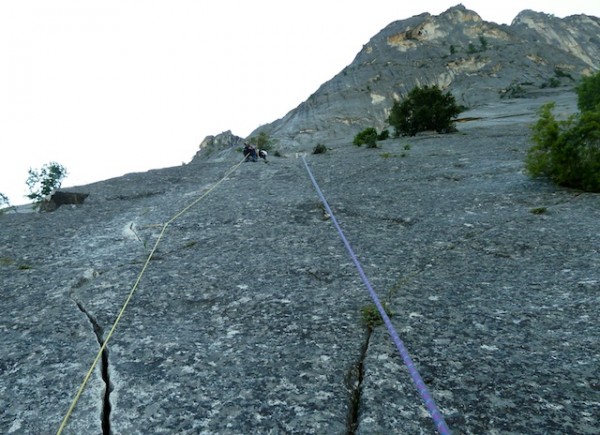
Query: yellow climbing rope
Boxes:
[{"xmin": 56, "ymin": 155, "xmax": 248, "ymax": 435}]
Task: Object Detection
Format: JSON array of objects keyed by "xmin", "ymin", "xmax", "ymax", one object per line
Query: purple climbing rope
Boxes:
[{"xmin": 302, "ymin": 156, "xmax": 451, "ymax": 435}]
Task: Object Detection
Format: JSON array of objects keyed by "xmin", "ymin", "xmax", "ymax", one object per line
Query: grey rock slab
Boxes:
[
  {"xmin": 458, "ymin": 91, "xmax": 579, "ymax": 130},
  {"xmin": 305, "ymin": 125, "xmax": 599, "ymax": 434},
  {"xmin": 1, "ymin": 117, "xmax": 599, "ymax": 434}
]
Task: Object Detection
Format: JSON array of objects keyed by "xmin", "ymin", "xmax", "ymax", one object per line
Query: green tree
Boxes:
[
  {"xmin": 26, "ymin": 162, "xmax": 68, "ymax": 204},
  {"xmin": 353, "ymin": 127, "xmax": 378, "ymax": 148},
  {"xmin": 525, "ymin": 103, "xmax": 600, "ymax": 192},
  {"xmin": 388, "ymin": 85, "xmax": 463, "ymax": 136},
  {"xmin": 576, "ymin": 71, "xmax": 600, "ymax": 112}
]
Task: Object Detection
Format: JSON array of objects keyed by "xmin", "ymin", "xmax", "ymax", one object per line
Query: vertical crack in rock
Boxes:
[
  {"xmin": 75, "ymin": 301, "xmax": 112, "ymax": 434},
  {"xmin": 346, "ymin": 328, "xmax": 372, "ymax": 434}
]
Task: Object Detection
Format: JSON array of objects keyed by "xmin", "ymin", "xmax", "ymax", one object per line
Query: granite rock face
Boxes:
[
  {"xmin": 247, "ymin": 4, "xmax": 600, "ymax": 149},
  {"xmin": 1, "ymin": 92, "xmax": 598, "ymax": 434}
]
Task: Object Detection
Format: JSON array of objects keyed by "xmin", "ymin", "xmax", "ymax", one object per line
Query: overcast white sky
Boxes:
[{"xmin": 2, "ymin": 1, "xmax": 599, "ymax": 205}]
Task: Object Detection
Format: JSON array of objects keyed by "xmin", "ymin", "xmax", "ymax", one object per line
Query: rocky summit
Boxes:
[
  {"xmin": 1, "ymin": 5, "xmax": 599, "ymax": 435},
  {"xmin": 240, "ymin": 4, "xmax": 600, "ymax": 150}
]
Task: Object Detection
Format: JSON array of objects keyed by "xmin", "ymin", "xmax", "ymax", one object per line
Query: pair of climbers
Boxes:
[{"xmin": 243, "ymin": 143, "xmax": 268, "ymax": 163}]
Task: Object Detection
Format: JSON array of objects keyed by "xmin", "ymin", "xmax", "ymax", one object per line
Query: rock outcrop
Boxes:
[
  {"xmin": 39, "ymin": 191, "xmax": 90, "ymax": 212},
  {"xmin": 512, "ymin": 10, "xmax": 600, "ymax": 70},
  {"xmin": 192, "ymin": 130, "xmax": 246, "ymax": 162}
]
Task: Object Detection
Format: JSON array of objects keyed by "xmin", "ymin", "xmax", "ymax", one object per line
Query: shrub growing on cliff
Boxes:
[
  {"xmin": 26, "ymin": 162, "xmax": 68, "ymax": 204},
  {"xmin": 353, "ymin": 127, "xmax": 378, "ymax": 148},
  {"xmin": 313, "ymin": 143, "xmax": 327, "ymax": 154},
  {"xmin": 388, "ymin": 85, "xmax": 463, "ymax": 136},
  {"xmin": 525, "ymin": 102, "xmax": 600, "ymax": 192}
]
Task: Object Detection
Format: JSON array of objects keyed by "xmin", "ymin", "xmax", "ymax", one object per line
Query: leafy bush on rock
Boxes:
[
  {"xmin": 313, "ymin": 143, "xmax": 327, "ymax": 154},
  {"xmin": 353, "ymin": 127, "xmax": 379, "ymax": 148},
  {"xmin": 526, "ymin": 99, "xmax": 600, "ymax": 192},
  {"xmin": 388, "ymin": 85, "xmax": 463, "ymax": 136}
]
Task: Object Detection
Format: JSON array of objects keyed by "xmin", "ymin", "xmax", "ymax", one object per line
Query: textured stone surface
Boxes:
[
  {"xmin": 1, "ymin": 92, "xmax": 598, "ymax": 434},
  {"xmin": 322, "ymin": 115, "xmax": 599, "ymax": 434}
]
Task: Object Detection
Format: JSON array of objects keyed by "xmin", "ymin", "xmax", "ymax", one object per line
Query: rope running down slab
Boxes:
[
  {"xmin": 301, "ymin": 155, "xmax": 451, "ymax": 435},
  {"xmin": 56, "ymin": 155, "xmax": 249, "ymax": 435}
]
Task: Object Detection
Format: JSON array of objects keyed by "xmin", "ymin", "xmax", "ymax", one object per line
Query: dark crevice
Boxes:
[
  {"xmin": 347, "ymin": 327, "xmax": 372, "ymax": 435},
  {"xmin": 75, "ymin": 301, "xmax": 112, "ymax": 434}
]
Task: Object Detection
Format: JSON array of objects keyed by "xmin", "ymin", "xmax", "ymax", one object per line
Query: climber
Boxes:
[
  {"xmin": 258, "ymin": 149, "xmax": 268, "ymax": 162},
  {"xmin": 243, "ymin": 143, "xmax": 258, "ymax": 162}
]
